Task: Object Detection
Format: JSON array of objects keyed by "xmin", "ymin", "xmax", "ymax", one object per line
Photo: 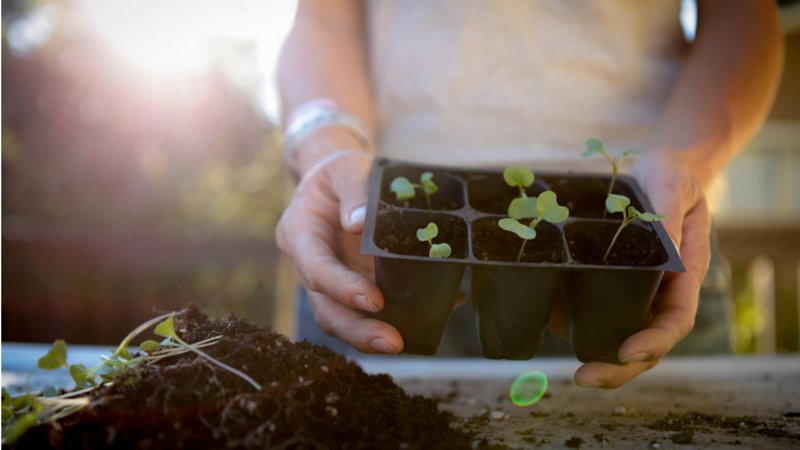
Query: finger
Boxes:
[
  {"xmin": 617, "ymin": 199, "xmax": 710, "ymax": 363},
  {"xmin": 278, "ymin": 201, "xmax": 384, "ymax": 312},
  {"xmin": 326, "ymin": 150, "xmax": 372, "ymax": 233},
  {"xmin": 308, "ymin": 291, "xmax": 403, "ymax": 354},
  {"xmin": 574, "ymin": 360, "xmax": 660, "ymax": 389}
]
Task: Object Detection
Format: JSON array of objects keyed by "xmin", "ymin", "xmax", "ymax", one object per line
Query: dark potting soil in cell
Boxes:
[
  {"xmin": 547, "ymin": 177, "xmax": 635, "ymax": 219},
  {"xmin": 472, "ymin": 218, "xmax": 566, "ymax": 264},
  {"xmin": 566, "ymin": 222, "xmax": 669, "ymax": 267},
  {"xmin": 14, "ymin": 308, "xmax": 478, "ymax": 450},
  {"xmin": 393, "ymin": 196, "xmax": 461, "ymax": 211},
  {"xmin": 376, "ymin": 212, "xmax": 467, "ymax": 258}
]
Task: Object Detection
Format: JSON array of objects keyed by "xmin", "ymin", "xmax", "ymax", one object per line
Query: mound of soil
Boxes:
[{"xmin": 14, "ymin": 308, "xmax": 479, "ymax": 449}]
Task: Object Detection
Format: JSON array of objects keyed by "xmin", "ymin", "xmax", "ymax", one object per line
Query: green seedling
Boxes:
[
  {"xmin": 499, "ymin": 191, "xmax": 569, "ymax": 263},
  {"xmin": 503, "ymin": 167, "xmax": 535, "ymax": 197},
  {"xmin": 390, "ymin": 172, "xmax": 439, "ymax": 210},
  {"xmin": 416, "ymin": 222, "xmax": 452, "ymax": 258},
  {"xmin": 2, "ymin": 310, "xmax": 251, "ymax": 444},
  {"xmin": 583, "ymin": 138, "xmax": 642, "ymax": 217},
  {"xmin": 602, "ymin": 194, "xmax": 666, "ymax": 262}
]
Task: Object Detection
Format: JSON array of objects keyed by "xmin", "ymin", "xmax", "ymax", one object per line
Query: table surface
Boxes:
[{"xmin": 3, "ymin": 343, "xmax": 800, "ymax": 449}]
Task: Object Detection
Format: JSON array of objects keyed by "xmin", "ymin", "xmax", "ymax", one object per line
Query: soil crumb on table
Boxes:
[{"xmin": 14, "ymin": 308, "xmax": 480, "ymax": 449}]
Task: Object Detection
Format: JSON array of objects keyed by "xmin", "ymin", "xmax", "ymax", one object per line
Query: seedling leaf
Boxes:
[
  {"xmin": 627, "ymin": 206, "xmax": 639, "ymax": 220},
  {"xmin": 420, "ymin": 172, "xmax": 438, "ymax": 195},
  {"xmin": 499, "ymin": 219, "xmax": 537, "ymax": 240},
  {"xmin": 429, "ymin": 243, "xmax": 452, "ymax": 258},
  {"xmin": 94, "ymin": 364, "xmax": 114, "ymax": 376},
  {"xmin": 622, "ymin": 148, "xmax": 642, "ymax": 156},
  {"xmin": 37, "ymin": 340, "xmax": 68, "ymax": 370},
  {"xmin": 416, "ymin": 223, "xmax": 438, "ymax": 242},
  {"xmin": 139, "ymin": 340, "xmax": 162, "ymax": 352},
  {"xmin": 154, "ymin": 313, "xmax": 179, "ymax": 339},
  {"xmin": 390, "ymin": 177, "xmax": 416, "ymax": 200},
  {"xmin": 69, "ymin": 364, "xmax": 92, "ymax": 389},
  {"xmin": 508, "ymin": 194, "xmax": 538, "ymax": 220},
  {"xmin": 583, "ymin": 138, "xmax": 605, "ymax": 157},
  {"xmin": 638, "ymin": 212, "xmax": 666, "ymax": 222},
  {"xmin": 43, "ymin": 386, "xmax": 58, "ymax": 398},
  {"xmin": 503, "ymin": 168, "xmax": 534, "ymax": 188},
  {"xmin": 605, "ymin": 194, "xmax": 630, "ymax": 213},
  {"xmin": 4, "ymin": 413, "xmax": 35, "ymax": 444},
  {"xmin": 537, "ymin": 191, "xmax": 569, "ymax": 223}
]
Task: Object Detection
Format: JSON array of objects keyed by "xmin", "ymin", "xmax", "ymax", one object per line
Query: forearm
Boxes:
[
  {"xmin": 646, "ymin": 0, "xmax": 784, "ymax": 188},
  {"xmin": 278, "ymin": 0, "xmax": 376, "ymax": 177}
]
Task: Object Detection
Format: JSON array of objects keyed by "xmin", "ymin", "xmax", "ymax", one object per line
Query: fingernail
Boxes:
[
  {"xmin": 620, "ymin": 352, "xmax": 650, "ymax": 363},
  {"xmin": 578, "ymin": 380, "xmax": 605, "ymax": 388},
  {"xmin": 371, "ymin": 338, "xmax": 398, "ymax": 354},
  {"xmin": 349, "ymin": 206, "xmax": 366, "ymax": 226},
  {"xmin": 354, "ymin": 294, "xmax": 378, "ymax": 312}
]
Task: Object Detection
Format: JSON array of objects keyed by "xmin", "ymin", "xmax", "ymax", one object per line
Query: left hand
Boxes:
[{"xmin": 551, "ymin": 149, "xmax": 712, "ymax": 388}]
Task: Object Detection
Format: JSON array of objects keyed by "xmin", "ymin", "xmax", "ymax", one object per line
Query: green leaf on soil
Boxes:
[
  {"xmin": 154, "ymin": 313, "xmax": 179, "ymax": 340},
  {"xmin": 499, "ymin": 219, "xmax": 537, "ymax": 240},
  {"xmin": 69, "ymin": 364, "xmax": 93, "ymax": 389},
  {"xmin": 503, "ymin": 168, "xmax": 534, "ymax": 188},
  {"xmin": 508, "ymin": 194, "xmax": 538, "ymax": 220},
  {"xmin": 606, "ymin": 194, "xmax": 630, "ymax": 213},
  {"xmin": 429, "ymin": 243, "xmax": 452, "ymax": 258},
  {"xmin": 390, "ymin": 177, "xmax": 416, "ymax": 200},
  {"xmin": 139, "ymin": 340, "xmax": 162, "ymax": 352},
  {"xmin": 2, "ymin": 388, "xmax": 10, "ymax": 407},
  {"xmin": 416, "ymin": 223, "xmax": 439, "ymax": 242},
  {"xmin": 583, "ymin": 138, "xmax": 605, "ymax": 157},
  {"xmin": 420, "ymin": 172, "xmax": 438, "ymax": 195},
  {"xmin": 537, "ymin": 191, "xmax": 569, "ymax": 223},
  {"xmin": 4, "ymin": 413, "xmax": 36, "ymax": 444},
  {"xmin": 42, "ymin": 386, "xmax": 58, "ymax": 398},
  {"xmin": 37, "ymin": 340, "xmax": 68, "ymax": 370}
]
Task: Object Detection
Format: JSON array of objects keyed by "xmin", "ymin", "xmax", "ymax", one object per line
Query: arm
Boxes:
[
  {"xmin": 275, "ymin": 0, "xmax": 404, "ymax": 354},
  {"xmin": 575, "ymin": 0, "xmax": 784, "ymax": 388}
]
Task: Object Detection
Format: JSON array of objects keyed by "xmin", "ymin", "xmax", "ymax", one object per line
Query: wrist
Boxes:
[{"xmin": 296, "ymin": 128, "xmax": 373, "ymax": 178}]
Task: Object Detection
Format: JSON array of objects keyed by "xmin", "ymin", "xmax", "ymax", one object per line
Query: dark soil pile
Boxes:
[{"xmin": 14, "ymin": 308, "xmax": 478, "ymax": 449}]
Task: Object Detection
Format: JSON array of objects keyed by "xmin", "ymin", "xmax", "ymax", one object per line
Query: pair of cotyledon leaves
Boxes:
[
  {"xmin": 583, "ymin": 138, "xmax": 642, "ymax": 159},
  {"xmin": 416, "ymin": 222, "xmax": 452, "ymax": 258},
  {"xmin": 390, "ymin": 172, "xmax": 438, "ymax": 201},
  {"xmin": 606, "ymin": 194, "xmax": 666, "ymax": 222},
  {"xmin": 499, "ymin": 191, "xmax": 569, "ymax": 240}
]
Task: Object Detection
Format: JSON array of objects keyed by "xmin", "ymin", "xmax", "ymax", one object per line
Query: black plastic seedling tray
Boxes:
[{"xmin": 360, "ymin": 158, "xmax": 684, "ymax": 363}]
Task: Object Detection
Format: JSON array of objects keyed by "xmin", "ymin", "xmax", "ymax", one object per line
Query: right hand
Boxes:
[{"xmin": 276, "ymin": 150, "xmax": 404, "ymax": 354}]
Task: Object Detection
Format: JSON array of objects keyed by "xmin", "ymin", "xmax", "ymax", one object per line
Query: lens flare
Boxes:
[{"xmin": 510, "ymin": 371, "xmax": 548, "ymax": 406}]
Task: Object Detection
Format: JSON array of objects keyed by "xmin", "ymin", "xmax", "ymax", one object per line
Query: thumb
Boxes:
[{"xmin": 326, "ymin": 150, "xmax": 372, "ymax": 233}]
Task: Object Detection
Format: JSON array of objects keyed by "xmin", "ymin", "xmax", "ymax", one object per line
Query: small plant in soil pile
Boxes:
[
  {"xmin": 499, "ymin": 191, "xmax": 569, "ymax": 263},
  {"xmin": 390, "ymin": 172, "xmax": 438, "ymax": 210},
  {"xmin": 583, "ymin": 138, "xmax": 642, "ymax": 217},
  {"xmin": 603, "ymin": 194, "xmax": 666, "ymax": 263},
  {"xmin": 417, "ymin": 222, "xmax": 452, "ymax": 258},
  {"xmin": 503, "ymin": 167, "xmax": 535, "ymax": 197},
  {"xmin": 1, "ymin": 310, "xmax": 260, "ymax": 445}
]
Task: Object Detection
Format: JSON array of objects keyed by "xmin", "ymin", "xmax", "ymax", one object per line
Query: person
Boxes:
[{"xmin": 275, "ymin": 0, "xmax": 784, "ymax": 389}]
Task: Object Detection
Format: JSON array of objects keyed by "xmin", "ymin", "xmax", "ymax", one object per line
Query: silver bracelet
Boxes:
[{"xmin": 283, "ymin": 102, "xmax": 373, "ymax": 181}]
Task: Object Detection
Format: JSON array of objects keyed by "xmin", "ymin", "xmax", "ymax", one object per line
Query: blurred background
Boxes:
[{"xmin": 2, "ymin": 0, "xmax": 799, "ymax": 355}]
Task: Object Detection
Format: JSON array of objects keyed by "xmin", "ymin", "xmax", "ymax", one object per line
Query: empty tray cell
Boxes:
[
  {"xmin": 467, "ymin": 174, "xmax": 547, "ymax": 214},
  {"xmin": 564, "ymin": 221, "xmax": 669, "ymax": 267},
  {"xmin": 380, "ymin": 166, "xmax": 464, "ymax": 211},
  {"xmin": 546, "ymin": 176, "xmax": 643, "ymax": 219},
  {"xmin": 471, "ymin": 217, "xmax": 566, "ymax": 264},
  {"xmin": 373, "ymin": 210, "xmax": 469, "ymax": 259}
]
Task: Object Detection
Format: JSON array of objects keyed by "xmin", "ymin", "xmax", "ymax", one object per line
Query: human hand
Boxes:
[
  {"xmin": 276, "ymin": 150, "xmax": 403, "ymax": 354},
  {"xmin": 551, "ymin": 150, "xmax": 711, "ymax": 388}
]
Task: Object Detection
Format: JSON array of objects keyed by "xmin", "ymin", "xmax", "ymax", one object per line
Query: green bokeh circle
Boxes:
[{"xmin": 510, "ymin": 371, "xmax": 548, "ymax": 406}]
